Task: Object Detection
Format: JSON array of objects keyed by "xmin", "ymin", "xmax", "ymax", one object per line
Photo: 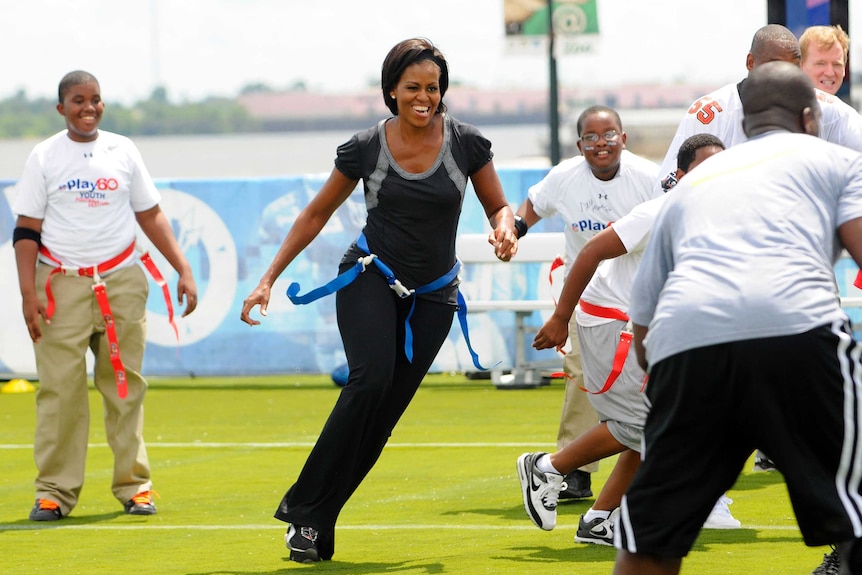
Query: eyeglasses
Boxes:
[{"xmin": 581, "ymin": 130, "xmax": 620, "ymax": 143}]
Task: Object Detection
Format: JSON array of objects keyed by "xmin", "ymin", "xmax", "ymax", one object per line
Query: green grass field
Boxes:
[{"xmin": 0, "ymin": 373, "xmax": 831, "ymax": 574}]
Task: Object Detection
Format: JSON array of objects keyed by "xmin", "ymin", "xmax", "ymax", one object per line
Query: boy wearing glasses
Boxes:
[{"xmin": 514, "ymin": 105, "xmax": 660, "ymax": 501}]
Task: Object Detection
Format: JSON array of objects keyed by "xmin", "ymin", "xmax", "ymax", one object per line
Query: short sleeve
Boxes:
[
  {"xmin": 334, "ymin": 134, "xmax": 362, "ymax": 180},
  {"xmin": 125, "ymin": 139, "xmax": 161, "ymax": 212},
  {"xmin": 11, "ymin": 147, "xmax": 48, "ymax": 219},
  {"xmin": 447, "ymin": 117, "xmax": 493, "ymax": 176},
  {"xmin": 836, "ymin": 152, "xmax": 862, "ymax": 226},
  {"xmin": 465, "ymin": 127, "xmax": 493, "ymax": 176}
]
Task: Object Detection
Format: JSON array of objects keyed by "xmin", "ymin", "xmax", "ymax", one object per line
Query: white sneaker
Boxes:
[
  {"xmin": 702, "ymin": 495, "xmax": 741, "ymax": 529},
  {"xmin": 516, "ymin": 452, "xmax": 566, "ymax": 530}
]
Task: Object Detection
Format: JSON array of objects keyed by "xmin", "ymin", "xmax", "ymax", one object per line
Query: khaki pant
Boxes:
[
  {"xmin": 33, "ymin": 263, "xmax": 151, "ymax": 515},
  {"xmin": 555, "ymin": 315, "xmax": 599, "ymax": 473}
]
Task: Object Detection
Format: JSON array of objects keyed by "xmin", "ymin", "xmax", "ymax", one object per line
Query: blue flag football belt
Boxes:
[{"xmin": 285, "ymin": 233, "xmax": 492, "ymax": 371}]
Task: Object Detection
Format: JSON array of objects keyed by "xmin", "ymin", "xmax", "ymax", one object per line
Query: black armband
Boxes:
[
  {"xmin": 514, "ymin": 216, "xmax": 528, "ymax": 239},
  {"xmin": 12, "ymin": 226, "xmax": 41, "ymax": 247}
]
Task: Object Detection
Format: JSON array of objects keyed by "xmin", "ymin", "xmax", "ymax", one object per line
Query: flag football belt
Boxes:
[
  {"xmin": 285, "ymin": 232, "xmax": 492, "ymax": 371},
  {"xmin": 39, "ymin": 241, "xmax": 178, "ymax": 399},
  {"xmin": 571, "ymin": 299, "xmax": 645, "ymax": 395}
]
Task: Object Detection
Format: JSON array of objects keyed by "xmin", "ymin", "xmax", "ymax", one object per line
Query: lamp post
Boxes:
[{"xmin": 547, "ymin": 0, "xmax": 561, "ymax": 166}]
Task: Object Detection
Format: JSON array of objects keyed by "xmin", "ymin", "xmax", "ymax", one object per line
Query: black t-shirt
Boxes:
[{"xmin": 335, "ymin": 114, "xmax": 493, "ymax": 303}]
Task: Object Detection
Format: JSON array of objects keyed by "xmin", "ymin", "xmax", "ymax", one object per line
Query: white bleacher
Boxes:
[{"xmin": 456, "ymin": 232, "xmax": 564, "ymax": 388}]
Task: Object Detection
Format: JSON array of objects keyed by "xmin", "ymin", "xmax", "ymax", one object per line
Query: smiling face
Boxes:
[
  {"xmin": 576, "ymin": 111, "xmax": 625, "ymax": 181},
  {"xmin": 389, "ymin": 59, "xmax": 441, "ymax": 128},
  {"xmin": 801, "ymin": 41, "xmax": 846, "ymax": 95},
  {"xmin": 57, "ymin": 80, "xmax": 103, "ymax": 142}
]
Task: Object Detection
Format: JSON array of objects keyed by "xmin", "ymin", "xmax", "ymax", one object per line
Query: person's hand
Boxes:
[
  {"xmin": 240, "ymin": 283, "xmax": 272, "ymax": 326},
  {"xmin": 533, "ymin": 315, "xmax": 568, "ymax": 351},
  {"xmin": 176, "ymin": 272, "xmax": 198, "ymax": 317},
  {"xmin": 21, "ymin": 293, "xmax": 48, "ymax": 343},
  {"xmin": 488, "ymin": 227, "xmax": 518, "ymax": 262}
]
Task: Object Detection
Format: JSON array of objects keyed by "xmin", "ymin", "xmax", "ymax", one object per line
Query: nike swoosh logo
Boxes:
[{"xmin": 529, "ymin": 470, "xmax": 543, "ymax": 493}]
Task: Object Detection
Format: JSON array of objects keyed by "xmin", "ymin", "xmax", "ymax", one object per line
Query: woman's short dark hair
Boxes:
[{"xmin": 381, "ymin": 38, "xmax": 448, "ymax": 116}]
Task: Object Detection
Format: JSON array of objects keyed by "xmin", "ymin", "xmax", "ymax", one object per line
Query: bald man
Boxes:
[{"xmin": 615, "ymin": 62, "xmax": 862, "ymax": 575}]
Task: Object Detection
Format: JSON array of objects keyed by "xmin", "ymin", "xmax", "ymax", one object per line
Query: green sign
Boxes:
[{"xmin": 504, "ymin": 0, "xmax": 600, "ymax": 37}]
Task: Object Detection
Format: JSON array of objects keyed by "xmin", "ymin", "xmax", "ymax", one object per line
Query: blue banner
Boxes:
[
  {"xmin": 1, "ymin": 168, "xmax": 568, "ymax": 376},
  {"xmin": 5, "ymin": 169, "xmax": 861, "ymax": 377}
]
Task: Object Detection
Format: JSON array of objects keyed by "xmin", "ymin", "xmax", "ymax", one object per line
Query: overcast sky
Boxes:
[{"xmin": 2, "ymin": 1, "xmax": 858, "ymax": 106}]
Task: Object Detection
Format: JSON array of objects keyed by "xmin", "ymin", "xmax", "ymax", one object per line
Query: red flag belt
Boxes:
[{"xmin": 39, "ymin": 242, "xmax": 178, "ymax": 399}]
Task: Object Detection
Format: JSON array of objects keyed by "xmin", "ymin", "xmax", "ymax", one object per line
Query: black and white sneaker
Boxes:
[
  {"xmin": 753, "ymin": 451, "xmax": 778, "ymax": 472},
  {"xmin": 286, "ymin": 524, "xmax": 320, "ymax": 563},
  {"xmin": 516, "ymin": 452, "xmax": 566, "ymax": 531},
  {"xmin": 575, "ymin": 508, "xmax": 620, "ymax": 546},
  {"xmin": 812, "ymin": 546, "xmax": 840, "ymax": 575}
]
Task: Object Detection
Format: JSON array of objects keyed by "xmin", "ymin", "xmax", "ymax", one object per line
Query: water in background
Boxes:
[{"xmin": 0, "ymin": 124, "xmax": 554, "ymax": 180}]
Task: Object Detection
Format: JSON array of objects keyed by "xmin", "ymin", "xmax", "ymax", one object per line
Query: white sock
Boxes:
[
  {"xmin": 583, "ymin": 507, "xmax": 610, "ymax": 522},
  {"xmin": 536, "ymin": 454, "xmax": 562, "ymax": 475}
]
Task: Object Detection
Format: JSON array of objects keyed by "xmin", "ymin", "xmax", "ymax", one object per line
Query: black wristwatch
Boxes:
[{"xmin": 514, "ymin": 216, "xmax": 528, "ymax": 239}]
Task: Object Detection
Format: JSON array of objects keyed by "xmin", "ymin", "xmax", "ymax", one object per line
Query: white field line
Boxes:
[
  {"xmin": 0, "ymin": 441, "xmax": 553, "ymax": 449},
  {"xmin": 0, "ymin": 523, "xmax": 801, "ymax": 532},
  {"xmin": 0, "ymin": 442, "xmax": 800, "ymax": 533}
]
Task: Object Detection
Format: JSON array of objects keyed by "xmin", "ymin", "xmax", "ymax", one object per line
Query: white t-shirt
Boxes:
[
  {"xmin": 528, "ymin": 149, "xmax": 660, "ymax": 279},
  {"xmin": 576, "ymin": 194, "xmax": 667, "ymax": 327},
  {"xmin": 13, "ymin": 130, "xmax": 160, "ymax": 269},
  {"xmin": 657, "ymin": 81, "xmax": 862, "ymax": 187},
  {"xmin": 631, "ymin": 130, "xmax": 862, "ymax": 366}
]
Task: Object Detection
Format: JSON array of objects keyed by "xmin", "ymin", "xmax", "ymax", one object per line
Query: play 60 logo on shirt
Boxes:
[
  {"xmin": 62, "ymin": 177, "xmax": 119, "ymax": 207},
  {"xmin": 573, "ymin": 219, "xmax": 607, "ymax": 232},
  {"xmin": 61, "ymin": 177, "xmax": 119, "ymax": 192}
]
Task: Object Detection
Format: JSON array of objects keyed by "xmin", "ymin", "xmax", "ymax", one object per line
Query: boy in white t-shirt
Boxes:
[
  {"xmin": 514, "ymin": 105, "xmax": 661, "ymax": 500},
  {"xmin": 12, "ymin": 70, "xmax": 197, "ymax": 521},
  {"xmin": 517, "ymin": 134, "xmax": 732, "ymax": 545}
]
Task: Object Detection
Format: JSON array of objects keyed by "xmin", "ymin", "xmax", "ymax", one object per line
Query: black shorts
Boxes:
[{"xmin": 617, "ymin": 320, "xmax": 862, "ymax": 557}]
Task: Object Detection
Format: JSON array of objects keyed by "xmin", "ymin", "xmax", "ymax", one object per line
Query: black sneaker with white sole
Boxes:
[
  {"xmin": 559, "ymin": 470, "xmax": 593, "ymax": 500},
  {"xmin": 575, "ymin": 508, "xmax": 620, "ymax": 546},
  {"xmin": 286, "ymin": 524, "xmax": 320, "ymax": 563},
  {"xmin": 812, "ymin": 546, "xmax": 840, "ymax": 575}
]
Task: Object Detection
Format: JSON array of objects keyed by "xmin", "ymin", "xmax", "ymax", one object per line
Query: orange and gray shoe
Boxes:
[
  {"xmin": 124, "ymin": 490, "xmax": 158, "ymax": 515},
  {"xmin": 29, "ymin": 498, "xmax": 63, "ymax": 521}
]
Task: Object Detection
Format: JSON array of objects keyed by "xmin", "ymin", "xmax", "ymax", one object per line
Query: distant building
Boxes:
[{"xmin": 236, "ymin": 83, "xmax": 717, "ymax": 131}]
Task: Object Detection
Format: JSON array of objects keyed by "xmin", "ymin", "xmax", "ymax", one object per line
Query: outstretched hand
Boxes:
[
  {"xmin": 533, "ymin": 315, "xmax": 569, "ymax": 351},
  {"xmin": 240, "ymin": 283, "xmax": 272, "ymax": 326}
]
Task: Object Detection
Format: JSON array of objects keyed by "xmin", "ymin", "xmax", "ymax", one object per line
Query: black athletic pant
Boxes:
[{"xmin": 275, "ymin": 270, "xmax": 455, "ymax": 539}]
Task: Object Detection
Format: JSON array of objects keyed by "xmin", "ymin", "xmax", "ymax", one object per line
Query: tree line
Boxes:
[{"xmin": 0, "ymin": 86, "xmax": 265, "ymax": 139}]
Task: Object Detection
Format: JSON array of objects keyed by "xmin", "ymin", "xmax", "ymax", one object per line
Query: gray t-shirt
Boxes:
[{"xmin": 630, "ymin": 130, "xmax": 862, "ymax": 366}]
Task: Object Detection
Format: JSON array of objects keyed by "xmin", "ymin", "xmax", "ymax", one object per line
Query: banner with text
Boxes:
[{"xmin": 0, "ymin": 168, "xmax": 569, "ymax": 377}]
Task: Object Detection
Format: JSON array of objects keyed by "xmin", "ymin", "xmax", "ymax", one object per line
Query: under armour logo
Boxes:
[
  {"xmin": 83, "ymin": 152, "xmax": 93, "ymax": 158},
  {"xmin": 598, "ymin": 193, "xmax": 608, "ymax": 200}
]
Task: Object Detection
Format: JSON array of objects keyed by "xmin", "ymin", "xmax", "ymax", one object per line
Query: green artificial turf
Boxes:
[{"xmin": 0, "ymin": 373, "xmax": 831, "ymax": 574}]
